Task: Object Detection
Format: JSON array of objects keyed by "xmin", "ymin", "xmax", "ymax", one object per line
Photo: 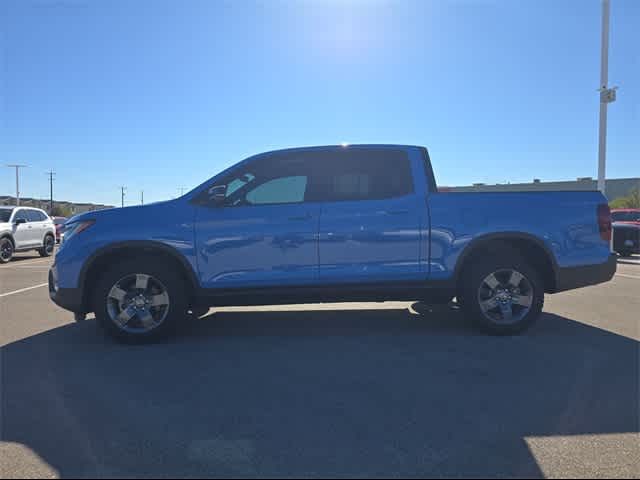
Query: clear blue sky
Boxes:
[{"xmin": 1, "ymin": 0, "xmax": 638, "ymax": 206}]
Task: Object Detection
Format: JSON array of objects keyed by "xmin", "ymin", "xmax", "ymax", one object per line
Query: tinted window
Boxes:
[
  {"xmin": 0, "ymin": 209, "xmax": 13, "ymax": 222},
  {"xmin": 316, "ymin": 149, "xmax": 413, "ymax": 202},
  {"xmin": 32, "ymin": 211, "xmax": 47, "ymax": 221},
  {"xmin": 13, "ymin": 209, "xmax": 29, "ymax": 222},
  {"xmin": 245, "ymin": 176, "xmax": 307, "ymax": 205},
  {"xmin": 216, "ymin": 153, "xmax": 314, "ymax": 207},
  {"xmin": 25, "ymin": 210, "xmax": 41, "ymax": 222},
  {"xmin": 612, "ymin": 211, "xmax": 640, "ymax": 222}
]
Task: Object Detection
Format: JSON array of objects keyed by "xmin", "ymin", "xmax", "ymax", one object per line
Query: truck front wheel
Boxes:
[
  {"xmin": 458, "ymin": 253, "xmax": 544, "ymax": 335},
  {"xmin": 93, "ymin": 258, "xmax": 188, "ymax": 343}
]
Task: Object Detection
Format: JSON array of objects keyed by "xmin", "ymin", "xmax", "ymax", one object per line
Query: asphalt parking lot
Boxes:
[{"xmin": 1, "ymin": 252, "xmax": 638, "ymax": 478}]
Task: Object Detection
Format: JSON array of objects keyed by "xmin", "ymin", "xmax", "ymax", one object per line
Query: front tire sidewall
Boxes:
[
  {"xmin": 0, "ymin": 238, "xmax": 14, "ymax": 264},
  {"xmin": 39, "ymin": 235, "xmax": 55, "ymax": 257},
  {"xmin": 460, "ymin": 256, "xmax": 544, "ymax": 335},
  {"xmin": 93, "ymin": 259, "xmax": 188, "ymax": 343}
]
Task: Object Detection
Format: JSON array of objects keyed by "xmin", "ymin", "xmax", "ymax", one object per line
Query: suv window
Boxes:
[
  {"xmin": 0, "ymin": 209, "xmax": 13, "ymax": 223},
  {"xmin": 31, "ymin": 211, "xmax": 47, "ymax": 221},
  {"xmin": 25, "ymin": 210, "xmax": 41, "ymax": 222},
  {"xmin": 316, "ymin": 148, "xmax": 413, "ymax": 202},
  {"xmin": 215, "ymin": 153, "xmax": 315, "ymax": 207},
  {"xmin": 13, "ymin": 209, "xmax": 29, "ymax": 222}
]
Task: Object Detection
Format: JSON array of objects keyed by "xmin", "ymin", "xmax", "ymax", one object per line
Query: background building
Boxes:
[{"xmin": 441, "ymin": 177, "xmax": 640, "ymax": 202}]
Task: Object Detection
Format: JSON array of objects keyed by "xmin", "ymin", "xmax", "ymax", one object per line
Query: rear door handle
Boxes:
[{"xmin": 288, "ymin": 213, "xmax": 313, "ymax": 221}]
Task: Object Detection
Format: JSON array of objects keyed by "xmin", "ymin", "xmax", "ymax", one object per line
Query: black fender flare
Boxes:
[
  {"xmin": 78, "ymin": 240, "xmax": 199, "ymax": 293},
  {"xmin": 452, "ymin": 231, "xmax": 559, "ymax": 290}
]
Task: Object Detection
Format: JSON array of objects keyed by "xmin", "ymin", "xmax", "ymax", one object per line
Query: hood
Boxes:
[{"xmin": 66, "ymin": 199, "xmax": 177, "ymax": 224}]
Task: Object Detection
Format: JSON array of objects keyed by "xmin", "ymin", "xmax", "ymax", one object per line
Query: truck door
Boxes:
[{"xmin": 317, "ymin": 147, "xmax": 426, "ymax": 284}]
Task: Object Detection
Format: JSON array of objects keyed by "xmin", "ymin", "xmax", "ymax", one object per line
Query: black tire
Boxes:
[
  {"xmin": 618, "ymin": 251, "xmax": 633, "ymax": 258},
  {"xmin": 0, "ymin": 237, "xmax": 14, "ymax": 264},
  {"xmin": 458, "ymin": 250, "xmax": 544, "ymax": 335},
  {"xmin": 39, "ymin": 234, "xmax": 55, "ymax": 257},
  {"xmin": 93, "ymin": 257, "xmax": 188, "ymax": 343}
]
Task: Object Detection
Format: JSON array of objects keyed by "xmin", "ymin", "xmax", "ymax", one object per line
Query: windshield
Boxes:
[
  {"xmin": 0, "ymin": 209, "xmax": 13, "ymax": 222},
  {"xmin": 612, "ymin": 211, "xmax": 640, "ymax": 222}
]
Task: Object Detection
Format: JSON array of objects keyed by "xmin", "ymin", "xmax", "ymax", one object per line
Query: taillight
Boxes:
[{"xmin": 597, "ymin": 203, "xmax": 612, "ymax": 242}]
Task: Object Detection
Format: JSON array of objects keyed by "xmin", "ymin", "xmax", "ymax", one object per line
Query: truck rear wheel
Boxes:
[
  {"xmin": 458, "ymin": 252, "xmax": 544, "ymax": 335},
  {"xmin": 93, "ymin": 258, "xmax": 188, "ymax": 343}
]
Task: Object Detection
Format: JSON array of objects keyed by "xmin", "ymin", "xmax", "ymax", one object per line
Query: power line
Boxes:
[{"xmin": 5, "ymin": 164, "xmax": 28, "ymax": 206}]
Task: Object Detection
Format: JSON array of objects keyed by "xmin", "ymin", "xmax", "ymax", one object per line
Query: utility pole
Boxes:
[
  {"xmin": 597, "ymin": 0, "xmax": 617, "ymax": 195},
  {"xmin": 178, "ymin": 187, "xmax": 187, "ymax": 196},
  {"xmin": 5, "ymin": 164, "xmax": 27, "ymax": 206},
  {"xmin": 120, "ymin": 186, "xmax": 126, "ymax": 208},
  {"xmin": 141, "ymin": 190, "xmax": 144, "ymax": 205},
  {"xmin": 46, "ymin": 170, "xmax": 55, "ymax": 214}
]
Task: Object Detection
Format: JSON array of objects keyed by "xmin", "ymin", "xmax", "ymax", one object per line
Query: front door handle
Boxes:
[{"xmin": 288, "ymin": 213, "xmax": 312, "ymax": 221}]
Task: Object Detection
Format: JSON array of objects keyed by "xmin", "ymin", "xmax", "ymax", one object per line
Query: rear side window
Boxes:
[{"xmin": 316, "ymin": 148, "xmax": 413, "ymax": 202}]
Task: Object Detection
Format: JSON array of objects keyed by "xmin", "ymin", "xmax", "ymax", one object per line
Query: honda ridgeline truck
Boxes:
[{"xmin": 49, "ymin": 145, "xmax": 616, "ymax": 342}]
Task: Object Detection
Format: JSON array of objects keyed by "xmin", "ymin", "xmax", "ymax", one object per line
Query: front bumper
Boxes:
[
  {"xmin": 555, "ymin": 253, "xmax": 617, "ymax": 292},
  {"xmin": 48, "ymin": 267, "xmax": 84, "ymax": 313}
]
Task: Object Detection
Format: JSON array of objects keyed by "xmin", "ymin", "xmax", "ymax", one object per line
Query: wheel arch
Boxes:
[
  {"xmin": 1, "ymin": 233, "xmax": 15, "ymax": 247},
  {"xmin": 454, "ymin": 232, "xmax": 559, "ymax": 293},
  {"xmin": 79, "ymin": 241, "xmax": 199, "ymax": 312}
]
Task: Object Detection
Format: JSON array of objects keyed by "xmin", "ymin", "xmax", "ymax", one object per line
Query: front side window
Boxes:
[
  {"xmin": 212, "ymin": 153, "xmax": 314, "ymax": 207},
  {"xmin": 13, "ymin": 209, "xmax": 29, "ymax": 222},
  {"xmin": 245, "ymin": 176, "xmax": 307, "ymax": 205},
  {"xmin": 25, "ymin": 210, "xmax": 41, "ymax": 222}
]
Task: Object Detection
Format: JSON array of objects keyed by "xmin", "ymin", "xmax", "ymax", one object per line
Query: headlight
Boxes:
[{"xmin": 62, "ymin": 220, "xmax": 95, "ymax": 243}]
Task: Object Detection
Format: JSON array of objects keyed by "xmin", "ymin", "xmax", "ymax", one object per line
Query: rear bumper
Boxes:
[
  {"xmin": 555, "ymin": 254, "xmax": 617, "ymax": 292},
  {"xmin": 48, "ymin": 268, "xmax": 84, "ymax": 313}
]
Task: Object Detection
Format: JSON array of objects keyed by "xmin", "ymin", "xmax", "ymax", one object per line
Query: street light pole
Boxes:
[
  {"xmin": 597, "ymin": 0, "xmax": 617, "ymax": 195},
  {"xmin": 120, "ymin": 186, "xmax": 127, "ymax": 208},
  {"xmin": 5, "ymin": 164, "xmax": 27, "ymax": 206}
]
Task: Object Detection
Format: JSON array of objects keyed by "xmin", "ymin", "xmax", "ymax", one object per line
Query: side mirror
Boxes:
[
  {"xmin": 14, "ymin": 218, "xmax": 26, "ymax": 225},
  {"xmin": 208, "ymin": 185, "xmax": 227, "ymax": 205}
]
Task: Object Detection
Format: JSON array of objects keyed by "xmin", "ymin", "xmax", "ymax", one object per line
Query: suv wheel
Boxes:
[
  {"xmin": 39, "ymin": 234, "xmax": 55, "ymax": 257},
  {"xmin": 458, "ymin": 252, "xmax": 544, "ymax": 335},
  {"xmin": 0, "ymin": 237, "xmax": 14, "ymax": 264},
  {"xmin": 93, "ymin": 258, "xmax": 188, "ymax": 343}
]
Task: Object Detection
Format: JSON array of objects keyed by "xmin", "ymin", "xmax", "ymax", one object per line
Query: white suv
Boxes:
[{"xmin": 0, "ymin": 207, "xmax": 56, "ymax": 263}]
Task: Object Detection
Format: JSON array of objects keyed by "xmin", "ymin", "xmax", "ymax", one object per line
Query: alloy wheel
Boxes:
[
  {"xmin": 477, "ymin": 268, "xmax": 534, "ymax": 324},
  {"xmin": 106, "ymin": 273, "xmax": 171, "ymax": 333}
]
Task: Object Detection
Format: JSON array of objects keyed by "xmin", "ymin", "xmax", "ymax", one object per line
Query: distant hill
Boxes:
[{"xmin": 0, "ymin": 196, "xmax": 114, "ymax": 216}]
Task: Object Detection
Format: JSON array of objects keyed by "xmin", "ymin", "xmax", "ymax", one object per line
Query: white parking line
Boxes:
[
  {"xmin": 616, "ymin": 273, "xmax": 640, "ymax": 280},
  {"xmin": 1, "ymin": 260, "xmax": 53, "ymax": 269},
  {"xmin": 0, "ymin": 283, "xmax": 48, "ymax": 298}
]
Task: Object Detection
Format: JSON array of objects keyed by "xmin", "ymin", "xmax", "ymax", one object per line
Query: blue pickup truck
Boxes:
[{"xmin": 49, "ymin": 145, "xmax": 616, "ymax": 342}]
